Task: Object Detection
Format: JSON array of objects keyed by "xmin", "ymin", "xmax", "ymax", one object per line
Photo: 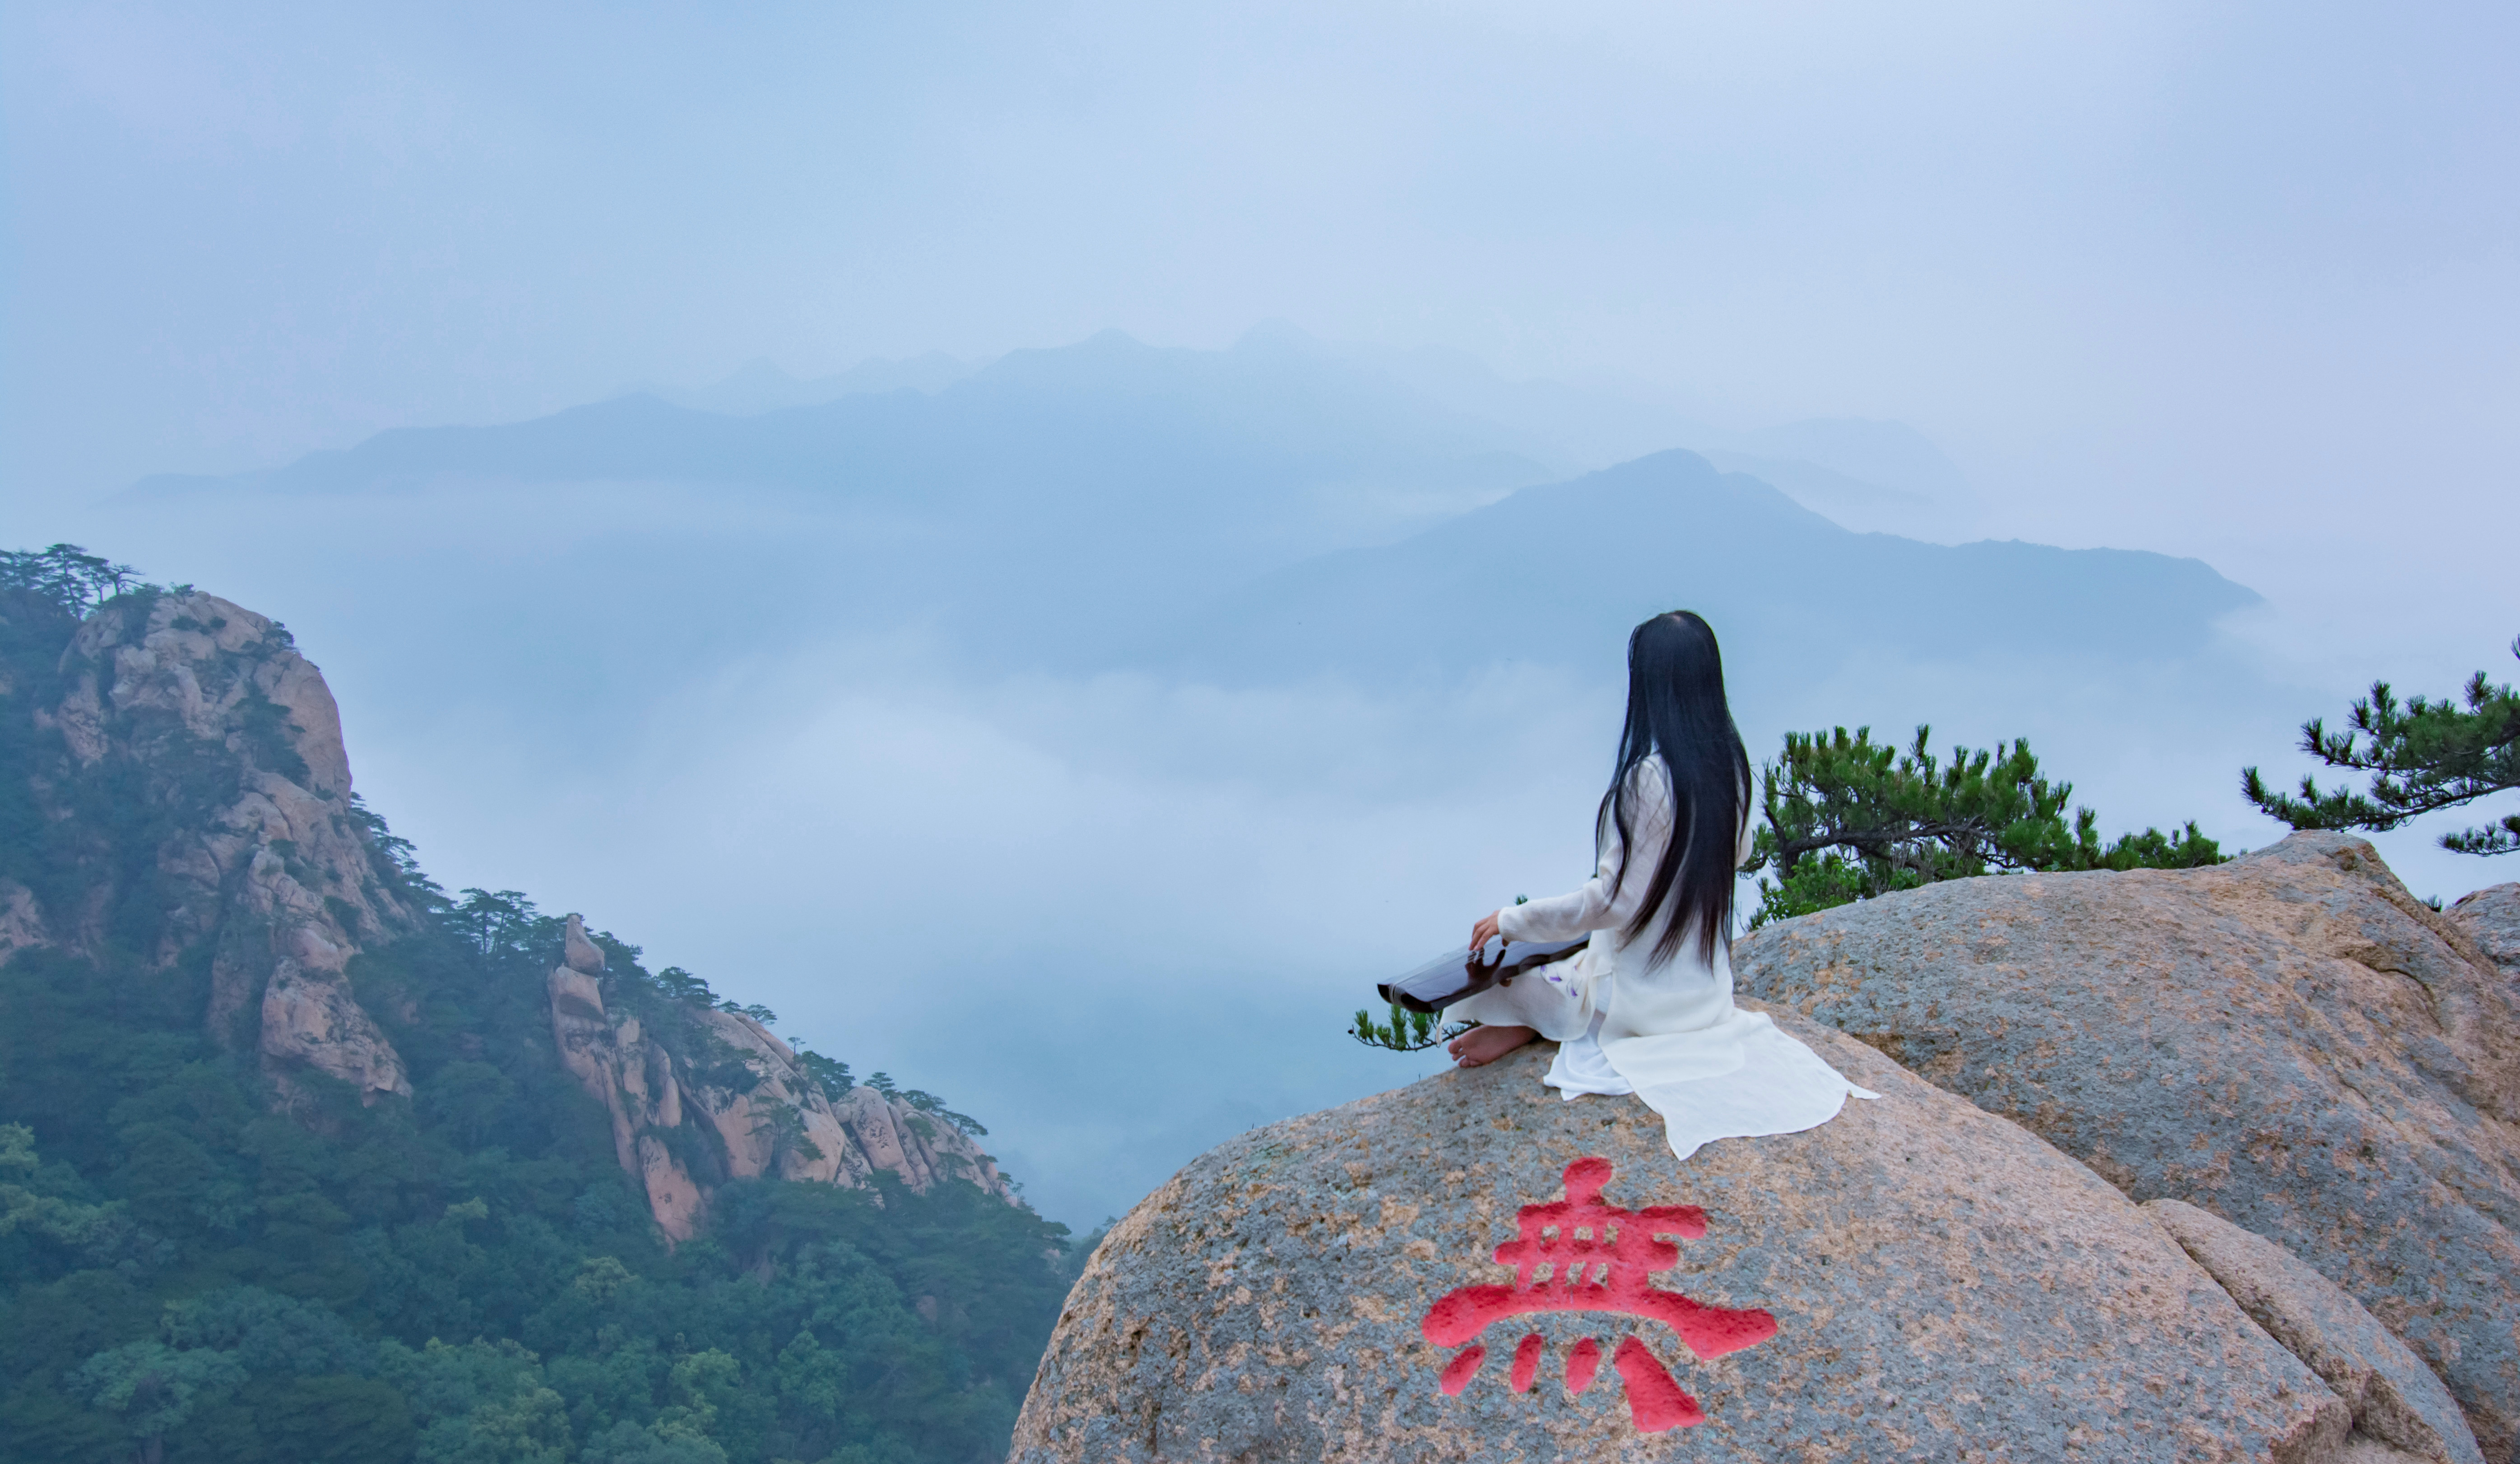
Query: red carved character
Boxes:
[{"xmin": 1419, "ymin": 1156, "xmax": 1774, "ymax": 1432}]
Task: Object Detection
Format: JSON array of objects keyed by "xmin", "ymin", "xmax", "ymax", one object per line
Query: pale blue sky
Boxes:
[{"xmin": 7, "ymin": 3, "xmax": 2514, "ymax": 577}]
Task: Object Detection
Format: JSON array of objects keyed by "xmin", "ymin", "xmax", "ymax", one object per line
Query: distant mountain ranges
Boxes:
[
  {"xmin": 130, "ymin": 329, "xmax": 2257, "ymax": 698},
  {"xmin": 1156, "ymin": 449, "xmax": 2253, "ymax": 683}
]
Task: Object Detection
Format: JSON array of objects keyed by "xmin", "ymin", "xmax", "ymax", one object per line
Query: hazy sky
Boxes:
[
  {"xmin": 9, "ymin": 2, "xmax": 2515, "ymax": 582},
  {"xmin": 5, "ymin": 2, "xmax": 2516, "ymax": 1225}
]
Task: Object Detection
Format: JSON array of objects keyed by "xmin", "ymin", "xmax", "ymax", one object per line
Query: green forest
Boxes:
[{"xmin": 0, "ymin": 550, "xmax": 1085, "ymax": 1464}]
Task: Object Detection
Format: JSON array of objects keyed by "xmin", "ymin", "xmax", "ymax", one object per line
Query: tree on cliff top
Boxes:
[
  {"xmin": 0, "ymin": 543, "xmax": 148, "ymax": 618},
  {"xmin": 1747, "ymin": 726, "xmax": 2226, "ymax": 927},
  {"xmin": 2244, "ymin": 637, "xmax": 2520, "ymax": 855}
]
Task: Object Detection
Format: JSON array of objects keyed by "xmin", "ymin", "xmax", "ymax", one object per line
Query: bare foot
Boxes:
[{"xmin": 1448, "ymin": 1024, "xmax": 1537, "ymax": 1068}]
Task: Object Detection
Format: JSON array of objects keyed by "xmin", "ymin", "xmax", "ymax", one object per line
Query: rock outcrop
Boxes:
[
  {"xmin": 4, "ymin": 583, "xmax": 1019, "ymax": 1245},
  {"xmin": 6, "ymin": 590, "xmax": 412, "ymax": 1101},
  {"xmin": 1732, "ymin": 833, "xmax": 2520, "ymax": 1460},
  {"xmin": 2147, "ymin": 1199, "xmax": 2483, "ymax": 1464},
  {"xmin": 546, "ymin": 915, "xmax": 1011, "ymax": 1241},
  {"xmin": 0, "ymin": 880, "xmax": 47, "ymax": 969},
  {"xmin": 1014, "ymin": 1015, "xmax": 2384, "ymax": 1463},
  {"xmin": 2449, "ymin": 884, "xmax": 2520, "ymax": 972}
]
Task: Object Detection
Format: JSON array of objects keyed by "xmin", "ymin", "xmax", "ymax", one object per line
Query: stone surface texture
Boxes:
[
  {"xmin": 2448, "ymin": 885, "xmax": 2520, "ymax": 973},
  {"xmin": 543, "ymin": 929, "xmax": 1010, "ymax": 1241},
  {"xmin": 28, "ymin": 592, "xmax": 413, "ymax": 1100},
  {"xmin": 1013, "ymin": 1014, "xmax": 2360, "ymax": 1463},
  {"xmin": 1731, "ymin": 833, "xmax": 2520, "ymax": 1461},
  {"xmin": 2147, "ymin": 1199, "xmax": 2483, "ymax": 1464}
]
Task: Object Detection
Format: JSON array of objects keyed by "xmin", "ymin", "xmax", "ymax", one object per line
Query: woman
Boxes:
[{"xmin": 1444, "ymin": 611, "xmax": 1875, "ymax": 1160}]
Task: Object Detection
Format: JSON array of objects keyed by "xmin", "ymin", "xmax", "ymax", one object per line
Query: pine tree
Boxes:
[
  {"xmin": 1748, "ymin": 726, "xmax": 2225, "ymax": 926},
  {"xmin": 0, "ymin": 542, "xmax": 147, "ymax": 616},
  {"xmin": 2243, "ymin": 637, "xmax": 2520, "ymax": 855}
]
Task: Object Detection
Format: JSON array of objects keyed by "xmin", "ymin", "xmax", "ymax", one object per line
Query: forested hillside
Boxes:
[{"xmin": 0, "ymin": 550, "xmax": 1080, "ymax": 1464}]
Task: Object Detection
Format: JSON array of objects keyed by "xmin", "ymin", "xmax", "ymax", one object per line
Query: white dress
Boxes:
[{"xmin": 1449, "ymin": 755, "xmax": 1877, "ymax": 1160}]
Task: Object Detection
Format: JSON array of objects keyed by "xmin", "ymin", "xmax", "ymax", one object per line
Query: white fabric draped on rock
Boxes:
[{"xmin": 1449, "ymin": 754, "xmax": 1876, "ymax": 1160}]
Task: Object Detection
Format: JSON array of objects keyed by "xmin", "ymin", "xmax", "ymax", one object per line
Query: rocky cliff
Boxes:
[
  {"xmin": 0, "ymin": 587, "xmax": 413, "ymax": 1103},
  {"xmin": 0, "ymin": 578, "xmax": 1016, "ymax": 1242},
  {"xmin": 1731, "ymin": 833, "xmax": 2520, "ymax": 1460},
  {"xmin": 547, "ymin": 913, "xmax": 1012, "ymax": 1241}
]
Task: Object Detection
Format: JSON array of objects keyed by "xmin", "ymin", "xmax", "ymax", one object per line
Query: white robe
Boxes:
[{"xmin": 1449, "ymin": 755, "xmax": 1877, "ymax": 1160}]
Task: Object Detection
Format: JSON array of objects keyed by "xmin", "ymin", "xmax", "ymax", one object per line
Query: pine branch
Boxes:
[
  {"xmin": 2244, "ymin": 638, "xmax": 2520, "ymax": 852},
  {"xmin": 2442, "ymin": 813, "xmax": 2520, "ymax": 857},
  {"xmin": 1350, "ymin": 1003, "xmax": 1470, "ymax": 1052}
]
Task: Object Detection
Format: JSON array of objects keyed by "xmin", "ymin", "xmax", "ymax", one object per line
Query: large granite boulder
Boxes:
[
  {"xmin": 2449, "ymin": 885, "xmax": 2520, "ymax": 972},
  {"xmin": 1013, "ymin": 1012, "xmax": 2370, "ymax": 1462},
  {"xmin": 2146, "ymin": 1199, "xmax": 2482, "ymax": 1464},
  {"xmin": 1732, "ymin": 833, "xmax": 2520, "ymax": 1460}
]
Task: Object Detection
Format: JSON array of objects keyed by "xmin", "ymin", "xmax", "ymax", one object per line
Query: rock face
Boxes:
[
  {"xmin": 5, "ymin": 590, "xmax": 412, "ymax": 1101},
  {"xmin": 545, "ymin": 914, "xmax": 1012, "ymax": 1241},
  {"xmin": 1014, "ymin": 1015, "xmax": 2372, "ymax": 1463},
  {"xmin": 1731, "ymin": 833, "xmax": 2520, "ymax": 1461},
  {"xmin": 4, "ymin": 584, "xmax": 1022, "ymax": 1244},
  {"xmin": 548, "ymin": 931, "xmax": 706, "ymax": 1238},
  {"xmin": 2449, "ymin": 885, "xmax": 2520, "ymax": 972},
  {"xmin": 2147, "ymin": 1199, "xmax": 2483, "ymax": 1464},
  {"xmin": 0, "ymin": 880, "xmax": 48, "ymax": 971}
]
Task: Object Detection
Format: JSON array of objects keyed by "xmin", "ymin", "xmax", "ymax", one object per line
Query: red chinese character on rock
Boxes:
[{"xmin": 1420, "ymin": 1156, "xmax": 1775, "ymax": 1433}]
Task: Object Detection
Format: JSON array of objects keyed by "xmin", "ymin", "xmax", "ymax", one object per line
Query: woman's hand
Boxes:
[{"xmin": 1468, "ymin": 910, "xmax": 1503, "ymax": 952}]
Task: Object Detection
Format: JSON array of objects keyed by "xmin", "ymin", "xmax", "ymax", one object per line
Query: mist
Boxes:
[{"xmin": 5, "ymin": 2, "xmax": 2515, "ymax": 1226}]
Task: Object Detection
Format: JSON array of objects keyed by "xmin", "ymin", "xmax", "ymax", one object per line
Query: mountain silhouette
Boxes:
[{"xmin": 1153, "ymin": 449, "xmax": 2255, "ymax": 686}]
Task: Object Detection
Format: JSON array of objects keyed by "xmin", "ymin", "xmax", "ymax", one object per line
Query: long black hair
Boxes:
[{"xmin": 1597, "ymin": 611, "xmax": 1751, "ymax": 968}]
